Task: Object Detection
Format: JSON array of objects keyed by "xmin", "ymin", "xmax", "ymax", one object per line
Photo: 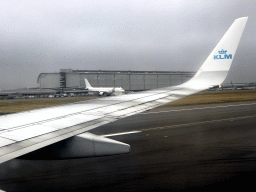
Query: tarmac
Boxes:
[{"xmin": 0, "ymin": 101, "xmax": 256, "ymax": 191}]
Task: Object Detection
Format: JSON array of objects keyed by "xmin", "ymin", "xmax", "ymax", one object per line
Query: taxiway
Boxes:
[{"xmin": 0, "ymin": 101, "xmax": 256, "ymax": 191}]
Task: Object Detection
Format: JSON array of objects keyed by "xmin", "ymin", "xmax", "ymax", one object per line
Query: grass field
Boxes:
[
  {"xmin": 0, "ymin": 96, "xmax": 98, "ymax": 113},
  {"xmin": 167, "ymin": 90, "xmax": 256, "ymax": 106},
  {"xmin": 1, "ymin": 90, "xmax": 256, "ymax": 113}
]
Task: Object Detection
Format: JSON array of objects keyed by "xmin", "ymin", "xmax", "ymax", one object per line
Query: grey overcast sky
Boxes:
[{"xmin": 0, "ymin": 0, "xmax": 255, "ymax": 89}]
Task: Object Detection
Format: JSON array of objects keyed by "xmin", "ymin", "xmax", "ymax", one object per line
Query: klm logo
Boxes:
[{"xmin": 214, "ymin": 49, "xmax": 232, "ymax": 60}]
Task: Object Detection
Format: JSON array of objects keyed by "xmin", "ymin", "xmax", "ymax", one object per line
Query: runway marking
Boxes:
[
  {"xmin": 101, "ymin": 114, "xmax": 256, "ymax": 137},
  {"xmin": 102, "ymin": 131, "xmax": 142, "ymax": 137},
  {"xmin": 140, "ymin": 114, "xmax": 256, "ymax": 132},
  {"xmin": 141, "ymin": 102, "xmax": 256, "ymax": 114}
]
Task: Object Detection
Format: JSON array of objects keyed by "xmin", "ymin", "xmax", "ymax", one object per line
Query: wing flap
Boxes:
[
  {"xmin": 0, "ymin": 125, "xmax": 57, "ymax": 141},
  {"xmin": 0, "ymin": 137, "xmax": 15, "ymax": 147},
  {"xmin": 0, "ymin": 118, "xmax": 111, "ymax": 164}
]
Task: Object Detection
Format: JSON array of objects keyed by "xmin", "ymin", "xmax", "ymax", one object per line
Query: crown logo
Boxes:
[{"xmin": 218, "ymin": 49, "xmax": 227, "ymax": 54}]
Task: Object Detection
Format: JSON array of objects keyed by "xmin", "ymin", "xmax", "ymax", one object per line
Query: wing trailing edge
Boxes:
[{"xmin": 19, "ymin": 132, "xmax": 130, "ymax": 159}]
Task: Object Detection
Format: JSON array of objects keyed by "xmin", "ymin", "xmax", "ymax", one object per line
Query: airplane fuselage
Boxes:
[{"xmin": 87, "ymin": 87, "xmax": 124, "ymax": 96}]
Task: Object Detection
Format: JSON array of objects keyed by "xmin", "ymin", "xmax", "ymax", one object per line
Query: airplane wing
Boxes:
[{"xmin": 0, "ymin": 17, "xmax": 248, "ymax": 164}]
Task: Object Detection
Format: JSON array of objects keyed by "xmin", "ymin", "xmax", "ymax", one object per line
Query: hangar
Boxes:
[{"xmin": 37, "ymin": 69, "xmax": 195, "ymax": 91}]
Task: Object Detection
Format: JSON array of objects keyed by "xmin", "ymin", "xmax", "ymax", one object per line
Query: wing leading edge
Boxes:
[{"xmin": 0, "ymin": 17, "xmax": 248, "ymax": 164}]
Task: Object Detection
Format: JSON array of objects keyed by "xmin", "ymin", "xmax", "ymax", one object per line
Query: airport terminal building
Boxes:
[{"xmin": 37, "ymin": 69, "xmax": 195, "ymax": 91}]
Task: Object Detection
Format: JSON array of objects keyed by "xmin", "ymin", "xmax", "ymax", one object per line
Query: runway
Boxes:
[{"xmin": 1, "ymin": 101, "xmax": 256, "ymax": 191}]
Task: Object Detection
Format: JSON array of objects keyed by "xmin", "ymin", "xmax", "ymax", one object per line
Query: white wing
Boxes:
[{"xmin": 0, "ymin": 17, "xmax": 248, "ymax": 164}]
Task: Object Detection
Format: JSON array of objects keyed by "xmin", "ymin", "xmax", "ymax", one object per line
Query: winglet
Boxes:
[{"xmin": 184, "ymin": 17, "xmax": 248, "ymax": 90}]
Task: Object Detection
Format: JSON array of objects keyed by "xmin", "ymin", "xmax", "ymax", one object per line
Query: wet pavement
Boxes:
[{"xmin": 1, "ymin": 101, "xmax": 256, "ymax": 191}]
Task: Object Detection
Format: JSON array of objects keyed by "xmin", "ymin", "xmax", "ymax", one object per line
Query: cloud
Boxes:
[{"xmin": 0, "ymin": 0, "xmax": 255, "ymax": 89}]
